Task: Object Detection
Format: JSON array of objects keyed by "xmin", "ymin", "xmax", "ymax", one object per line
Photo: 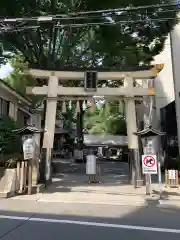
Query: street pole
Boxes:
[
  {"xmin": 157, "ymin": 152, "xmax": 163, "ymax": 199},
  {"xmin": 143, "ymin": 140, "xmax": 152, "ymax": 195},
  {"xmin": 145, "ymin": 173, "xmax": 151, "ymax": 195}
]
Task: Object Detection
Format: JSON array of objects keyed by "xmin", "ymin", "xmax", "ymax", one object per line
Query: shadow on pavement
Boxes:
[{"xmin": 45, "ymin": 161, "xmax": 134, "ymax": 194}]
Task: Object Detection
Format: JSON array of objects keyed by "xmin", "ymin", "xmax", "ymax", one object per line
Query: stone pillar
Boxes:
[
  {"xmin": 124, "ymin": 76, "xmax": 143, "ymax": 187},
  {"xmin": 32, "ymin": 141, "xmax": 40, "ymax": 186},
  {"xmin": 31, "ymin": 115, "xmax": 41, "ymax": 185},
  {"xmin": 42, "ymin": 74, "xmax": 58, "ymax": 184}
]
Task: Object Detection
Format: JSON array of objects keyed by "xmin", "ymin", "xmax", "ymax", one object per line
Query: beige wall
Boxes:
[
  {"xmin": 153, "ymin": 36, "xmax": 175, "ymax": 124},
  {"xmin": 0, "ymin": 86, "xmax": 18, "ymax": 120},
  {"xmin": 0, "ymin": 82, "xmax": 32, "ymax": 123},
  {"xmin": 170, "ymin": 23, "xmax": 180, "ymax": 152}
]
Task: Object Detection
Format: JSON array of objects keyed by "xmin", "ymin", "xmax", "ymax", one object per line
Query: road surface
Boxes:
[{"xmin": 0, "ymin": 199, "xmax": 179, "ymax": 239}]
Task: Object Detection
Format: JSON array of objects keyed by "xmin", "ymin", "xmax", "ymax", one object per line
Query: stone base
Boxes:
[
  {"xmin": 45, "ymin": 178, "xmax": 52, "ymax": 187},
  {"xmin": 0, "ymin": 168, "xmax": 18, "ymax": 198},
  {"xmin": 130, "ymin": 179, "xmax": 145, "ymax": 187},
  {"xmin": 32, "ymin": 184, "xmax": 45, "ymax": 194},
  {"xmin": 0, "ymin": 191, "xmax": 16, "ymax": 198},
  {"xmin": 136, "ymin": 179, "xmax": 145, "ymax": 187}
]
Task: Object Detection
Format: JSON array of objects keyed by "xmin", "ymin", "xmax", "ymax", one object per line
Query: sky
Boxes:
[{"xmin": 0, "ymin": 63, "xmax": 13, "ymax": 79}]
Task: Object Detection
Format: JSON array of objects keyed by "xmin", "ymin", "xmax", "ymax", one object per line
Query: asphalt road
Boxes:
[{"xmin": 0, "ymin": 200, "xmax": 180, "ymax": 239}]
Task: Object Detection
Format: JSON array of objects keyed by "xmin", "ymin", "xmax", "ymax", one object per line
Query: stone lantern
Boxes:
[
  {"xmin": 13, "ymin": 124, "xmax": 45, "ymax": 187},
  {"xmin": 134, "ymin": 125, "xmax": 165, "ymax": 194}
]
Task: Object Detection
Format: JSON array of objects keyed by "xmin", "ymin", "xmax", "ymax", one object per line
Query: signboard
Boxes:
[
  {"xmin": 23, "ymin": 137, "xmax": 35, "ymax": 160},
  {"xmin": 168, "ymin": 170, "xmax": 176, "ymax": 180},
  {"xmin": 86, "ymin": 154, "xmax": 96, "ymax": 175},
  {"xmin": 142, "ymin": 155, "xmax": 157, "ymax": 174}
]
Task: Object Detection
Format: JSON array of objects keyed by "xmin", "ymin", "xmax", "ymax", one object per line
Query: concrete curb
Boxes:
[
  {"xmin": 37, "ymin": 199, "xmax": 180, "ymax": 207},
  {"xmin": 37, "ymin": 199, "xmax": 147, "ymax": 206},
  {"xmin": 159, "ymin": 199, "xmax": 180, "ymax": 207},
  {"xmin": 7, "ymin": 194, "xmax": 180, "ymax": 207}
]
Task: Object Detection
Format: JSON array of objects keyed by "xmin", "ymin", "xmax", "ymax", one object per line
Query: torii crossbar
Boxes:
[{"xmin": 26, "ymin": 64, "xmax": 164, "ymax": 183}]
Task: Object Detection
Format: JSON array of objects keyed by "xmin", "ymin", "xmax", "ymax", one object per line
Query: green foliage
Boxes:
[
  {"xmin": 56, "ymin": 100, "xmax": 77, "ymax": 132},
  {"xmin": 0, "ymin": 1, "xmax": 178, "ymax": 137},
  {"xmin": 0, "ymin": 0, "xmax": 178, "ymax": 68},
  {"xmin": 84, "ymin": 101, "xmax": 127, "ymax": 135},
  {"xmin": 0, "ymin": 116, "xmax": 22, "ymax": 157},
  {"xmin": 3, "ymin": 55, "xmax": 43, "ymax": 108}
]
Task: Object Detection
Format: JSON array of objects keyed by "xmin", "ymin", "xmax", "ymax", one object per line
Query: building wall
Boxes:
[
  {"xmin": 135, "ymin": 37, "xmax": 176, "ymax": 154},
  {"xmin": 0, "ymin": 85, "xmax": 18, "ymax": 120},
  {"xmin": 0, "ymin": 81, "xmax": 33, "ymax": 126},
  {"xmin": 153, "ymin": 35, "xmax": 175, "ymax": 124},
  {"xmin": 170, "ymin": 23, "xmax": 180, "ymax": 153},
  {"xmin": 151, "ymin": 23, "xmax": 180, "ymax": 153}
]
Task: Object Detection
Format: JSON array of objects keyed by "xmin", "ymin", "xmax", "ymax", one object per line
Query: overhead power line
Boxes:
[
  {"xmin": 68, "ymin": 3, "xmax": 178, "ymax": 16},
  {"xmin": 0, "ymin": 17, "xmax": 177, "ymax": 33},
  {"xmin": 0, "ymin": 2, "xmax": 177, "ymax": 23},
  {"xmin": 0, "ymin": 2, "xmax": 177, "ymax": 33},
  {"xmin": 0, "ymin": 14, "xmax": 177, "ymax": 32}
]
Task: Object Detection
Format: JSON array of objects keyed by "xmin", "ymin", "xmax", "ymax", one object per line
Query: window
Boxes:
[
  {"xmin": 17, "ymin": 109, "xmax": 30, "ymax": 127},
  {"xmin": 0, "ymin": 97, "xmax": 10, "ymax": 116}
]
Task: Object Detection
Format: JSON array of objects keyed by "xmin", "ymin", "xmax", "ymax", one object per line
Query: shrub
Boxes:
[{"xmin": 0, "ymin": 116, "xmax": 23, "ymax": 167}]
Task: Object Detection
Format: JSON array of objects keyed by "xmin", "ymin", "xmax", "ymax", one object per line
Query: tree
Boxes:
[
  {"xmin": 3, "ymin": 55, "xmax": 44, "ymax": 108},
  {"xmin": 84, "ymin": 101, "xmax": 127, "ymax": 135},
  {"xmin": 0, "ymin": 1, "xmax": 178, "ymax": 139},
  {"xmin": 0, "ymin": 1, "xmax": 178, "ymax": 69}
]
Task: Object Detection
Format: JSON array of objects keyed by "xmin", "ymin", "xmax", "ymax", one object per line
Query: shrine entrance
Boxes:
[{"xmin": 26, "ymin": 64, "xmax": 163, "ymax": 187}]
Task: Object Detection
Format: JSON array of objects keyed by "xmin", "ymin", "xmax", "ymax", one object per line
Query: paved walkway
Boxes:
[
  {"xmin": 0, "ymin": 160, "xmax": 175, "ymax": 207},
  {"xmin": 10, "ymin": 161, "xmax": 180, "ymax": 206},
  {"xmin": 11, "ymin": 181, "xmax": 180, "ymax": 206}
]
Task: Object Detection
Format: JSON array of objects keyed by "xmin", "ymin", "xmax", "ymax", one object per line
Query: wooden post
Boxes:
[
  {"xmin": 19, "ymin": 161, "xmax": 25, "ymax": 193},
  {"xmin": 16, "ymin": 161, "xmax": 21, "ymax": 193},
  {"xmin": 176, "ymin": 170, "xmax": 179, "ymax": 187},
  {"xmin": 28, "ymin": 160, "xmax": 32, "ymax": 195},
  {"xmin": 165, "ymin": 169, "xmax": 168, "ymax": 188},
  {"xmin": 23, "ymin": 161, "xmax": 28, "ymax": 193}
]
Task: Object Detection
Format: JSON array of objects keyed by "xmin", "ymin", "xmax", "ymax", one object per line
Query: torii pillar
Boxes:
[
  {"xmin": 42, "ymin": 73, "xmax": 58, "ymax": 183},
  {"xmin": 124, "ymin": 76, "xmax": 142, "ymax": 187}
]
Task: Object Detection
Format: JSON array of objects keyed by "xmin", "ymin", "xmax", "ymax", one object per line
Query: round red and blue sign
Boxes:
[{"xmin": 143, "ymin": 155, "xmax": 156, "ymax": 168}]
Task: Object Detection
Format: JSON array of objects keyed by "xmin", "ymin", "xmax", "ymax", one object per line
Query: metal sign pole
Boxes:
[
  {"xmin": 146, "ymin": 173, "xmax": 151, "ymax": 195},
  {"xmin": 144, "ymin": 145, "xmax": 152, "ymax": 195},
  {"xmin": 157, "ymin": 152, "xmax": 162, "ymax": 199},
  {"xmin": 142, "ymin": 153, "xmax": 157, "ymax": 195},
  {"xmin": 143, "ymin": 142, "xmax": 151, "ymax": 195}
]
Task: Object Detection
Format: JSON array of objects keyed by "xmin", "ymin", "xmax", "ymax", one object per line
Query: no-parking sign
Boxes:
[{"xmin": 142, "ymin": 155, "xmax": 157, "ymax": 174}]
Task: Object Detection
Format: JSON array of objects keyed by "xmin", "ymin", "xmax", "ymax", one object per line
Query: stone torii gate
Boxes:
[{"xmin": 26, "ymin": 65, "xmax": 163, "ymax": 185}]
